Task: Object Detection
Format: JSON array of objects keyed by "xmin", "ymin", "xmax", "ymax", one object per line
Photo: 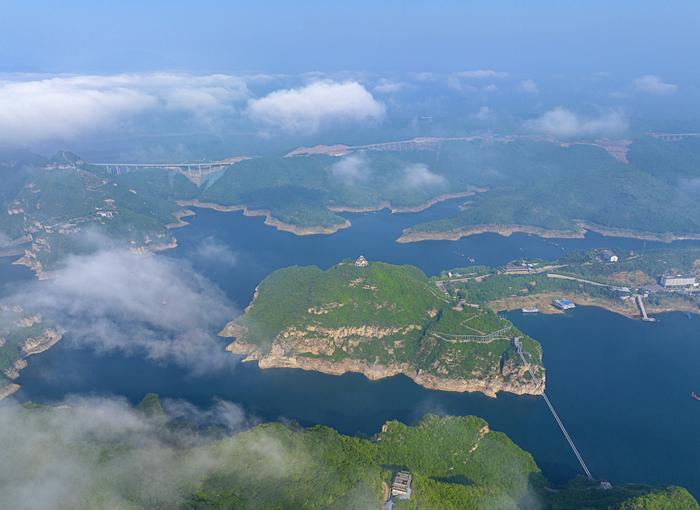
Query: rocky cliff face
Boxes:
[
  {"xmin": 0, "ymin": 383, "xmax": 20, "ymax": 400},
  {"xmin": 224, "ymin": 327, "xmax": 544, "ymax": 398},
  {"xmin": 3, "ymin": 359, "xmax": 27, "ymax": 380},
  {"xmin": 22, "ymin": 328, "xmax": 63, "ymax": 356}
]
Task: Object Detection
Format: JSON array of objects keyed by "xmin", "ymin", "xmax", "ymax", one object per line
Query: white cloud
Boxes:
[
  {"xmin": 632, "ymin": 75, "xmax": 678, "ymax": 95},
  {"xmin": 455, "ymin": 69, "xmax": 509, "ymax": 79},
  {"xmin": 447, "ymin": 76, "xmax": 466, "ymax": 91},
  {"xmin": 402, "ymin": 163, "xmax": 446, "ymax": 188},
  {"xmin": 474, "ymin": 106, "xmax": 492, "ymax": 120},
  {"xmin": 0, "ymin": 396, "xmax": 262, "ymax": 510},
  {"xmin": 447, "ymin": 76, "xmax": 478, "ymax": 92},
  {"xmin": 330, "ymin": 153, "xmax": 371, "ymax": 185},
  {"xmin": 519, "ymin": 79, "xmax": 539, "ymax": 93},
  {"xmin": 247, "ymin": 80, "xmax": 385, "ymax": 133},
  {"xmin": 373, "ymin": 79, "xmax": 406, "ymax": 94},
  {"xmin": 412, "ymin": 72, "xmax": 438, "ymax": 82},
  {"xmin": 448, "ymin": 70, "xmax": 507, "ymax": 92},
  {"xmin": 0, "ymin": 73, "xmax": 249, "ymax": 143},
  {"xmin": 162, "ymin": 397, "xmax": 252, "ymax": 433},
  {"xmin": 526, "ymin": 107, "xmax": 628, "ymax": 138},
  {"xmin": 9, "ymin": 246, "xmax": 237, "ymax": 373},
  {"xmin": 193, "ymin": 237, "xmax": 239, "ymax": 267}
]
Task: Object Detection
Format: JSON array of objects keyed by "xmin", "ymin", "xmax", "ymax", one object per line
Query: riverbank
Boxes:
[
  {"xmin": 177, "ymin": 191, "xmax": 482, "ymax": 238},
  {"xmin": 397, "ymin": 221, "xmax": 700, "ymax": 244},
  {"xmin": 0, "ymin": 383, "xmax": 20, "ymax": 400},
  {"xmin": 397, "ymin": 224, "xmax": 585, "ymax": 243},
  {"xmin": 489, "ymin": 292, "xmax": 699, "ymax": 320},
  {"xmin": 175, "ymin": 199, "xmax": 351, "ymax": 236},
  {"xmin": 328, "ymin": 189, "xmax": 486, "ymax": 215}
]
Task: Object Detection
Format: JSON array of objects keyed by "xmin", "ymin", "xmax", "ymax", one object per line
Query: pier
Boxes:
[{"xmin": 635, "ymin": 294, "xmax": 657, "ymax": 322}]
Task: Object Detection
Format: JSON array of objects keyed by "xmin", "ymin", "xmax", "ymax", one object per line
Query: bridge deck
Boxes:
[{"xmin": 517, "ymin": 346, "xmax": 595, "ymax": 481}]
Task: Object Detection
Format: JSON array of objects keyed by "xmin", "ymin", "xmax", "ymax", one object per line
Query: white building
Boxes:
[
  {"xmin": 391, "ymin": 471, "xmax": 412, "ymax": 499},
  {"xmin": 553, "ymin": 298, "xmax": 576, "ymax": 310},
  {"xmin": 354, "ymin": 255, "xmax": 369, "ymax": 267},
  {"xmin": 660, "ymin": 275, "xmax": 697, "ymax": 288},
  {"xmin": 599, "ymin": 250, "xmax": 618, "ymax": 263}
]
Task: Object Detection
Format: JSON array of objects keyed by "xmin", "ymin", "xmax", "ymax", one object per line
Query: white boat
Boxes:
[{"xmin": 522, "ymin": 307, "xmax": 539, "ymax": 313}]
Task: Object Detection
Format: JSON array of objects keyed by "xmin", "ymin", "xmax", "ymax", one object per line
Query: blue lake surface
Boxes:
[
  {"xmin": 9, "ymin": 203, "xmax": 700, "ymax": 496},
  {"xmin": 168, "ymin": 202, "xmax": 700, "ymax": 309}
]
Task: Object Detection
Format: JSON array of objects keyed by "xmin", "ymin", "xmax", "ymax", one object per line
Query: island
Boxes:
[
  {"xmin": 221, "ymin": 258, "xmax": 545, "ymax": 397},
  {"xmin": 220, "ymin": 247, "xmax": 700, "ymax": 399}
]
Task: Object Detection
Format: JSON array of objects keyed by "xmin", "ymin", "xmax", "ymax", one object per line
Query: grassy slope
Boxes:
[{"xmin": 234, "ymin": 261, "xmax": 543, "ymax": 382}]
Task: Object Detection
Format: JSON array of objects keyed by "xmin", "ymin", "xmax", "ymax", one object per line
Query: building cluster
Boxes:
[
  {"xmin": 391, "ymin": 471, "xmax": 412, "ymax": 499},
  {"xmin": 502, "ymin": 259, "xmax": 542, "ymax": 275}
]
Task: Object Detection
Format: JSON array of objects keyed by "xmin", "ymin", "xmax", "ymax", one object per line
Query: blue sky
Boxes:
[
  {"xmin": 2, "ymin": 0, "xmax": 700, "ymax": 77},
  {"xmin": 1, "ymin": 1, "xmax": 698, "ymax": 155}
]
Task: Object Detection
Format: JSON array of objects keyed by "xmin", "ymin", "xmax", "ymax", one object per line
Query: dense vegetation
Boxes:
[
  {"xmin": 408, "ymin": 139, "xmax": 700, "ymax": 237},
  {"xmin": 0, "ymin": 150, "xmax": 196, "ymax": 272},
  {"xmin": 231, "ymin": 260, "xmax": 543, "ymax": 390},
  {"xmin": 3, "ymin": 396, "xmax": 696, "ymax": 509},
  {"xmin": 1, "ymin": 137, "xmax": 699, "ymax": 273}
]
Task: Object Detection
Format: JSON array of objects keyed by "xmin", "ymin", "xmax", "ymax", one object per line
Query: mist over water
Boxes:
[
  {"xmin": 2, "ymin": 2, "xmax": 699, "ymax": 506},
  {"xmin": 13, "ymin": 207, "xmax": 700, "ymax": 498}
]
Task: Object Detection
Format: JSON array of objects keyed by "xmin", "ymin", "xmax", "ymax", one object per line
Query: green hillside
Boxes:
[
  {"xmin": 227, "ymin": 260, "xmax": 544, "ymax": 395},
  {"xmin": 3, "ymin": 398, "xmax": 696, "ymax": 510}
]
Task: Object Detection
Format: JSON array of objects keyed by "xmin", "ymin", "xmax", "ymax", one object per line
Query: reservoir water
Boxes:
[
  {"xmin": 167, "ymin": 202, "xmax": 700, "ymax": 309},
  {"xmin": 9, "ymin": 202, "xmax": 700, "ymax": 497}
]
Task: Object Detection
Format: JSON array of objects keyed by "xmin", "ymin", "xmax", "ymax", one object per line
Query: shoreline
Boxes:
[
  {"xmin": 178, "ymin": 190, "xmax": 482, "ymax": 237},
  {"xmin": 165, "ymin": 208, "xmax": 196, "ymax": 229},
  {"xmin": 397, "ymin": 224, "xmax": 585, "ymax": 243},
  {"xmin": 175, "ymin": 199, "xmax": 351, "ymax": 236},
  {"xmin": 225, "ymin": 340, "xmax": 544, "ymax": 398},
  {"xmin": 1, "ymin": 328, "xmax": 64, "ymax": 400},
  {"xmin": 488, "ymin": 292, "xmax": 700, "ymax": 320},
  {"xmin": 328, "ymin": 189, "xmax": 485, "ymax": 215},
  {"xmin": 397, "ymin": 221, "xmax": 700, "ymax": 244},
  {"xmin": 0, "ymin": 383, "xmax": 20, "ymax": 401}
]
